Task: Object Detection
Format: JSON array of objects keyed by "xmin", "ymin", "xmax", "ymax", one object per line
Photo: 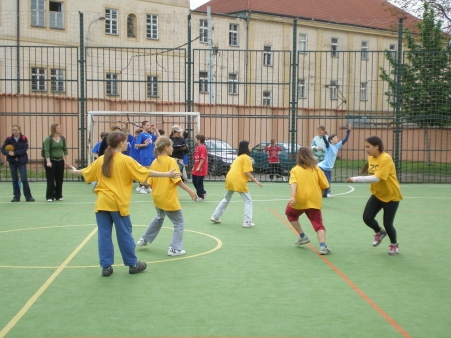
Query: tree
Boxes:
[
  {"xmin": 380, "ymin": 2, "xmax": 451, "ymax": 165},
  {"xmin": 388, "ymin": 0, "xmax": 451, "ymax": 34}
]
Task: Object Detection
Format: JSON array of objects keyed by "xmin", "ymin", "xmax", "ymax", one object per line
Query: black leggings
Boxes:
[{"xmin": 363, "ymin": 195, "xmax": 399, "ymax": 244}]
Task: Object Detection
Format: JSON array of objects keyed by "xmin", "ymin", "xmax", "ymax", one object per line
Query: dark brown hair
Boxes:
[
  {"xmin": 360, "ymin": 136, "xmax": 384, "ymax": 175},
  {"xmin": 195, "ymin": 134, "xmax": 205, "ymax": 143},
  {"xmin": 296, "ymin": 147, "xmax": 318, "ymax": 169},
  {"xmin": 102, "ymin": 131, "xmax": 126, "ymax": 177}
]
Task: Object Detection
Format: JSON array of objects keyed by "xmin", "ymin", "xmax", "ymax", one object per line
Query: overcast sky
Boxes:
[{"xmin": 190, "ymin": 0, "xmax": 209, "ymax": 10}]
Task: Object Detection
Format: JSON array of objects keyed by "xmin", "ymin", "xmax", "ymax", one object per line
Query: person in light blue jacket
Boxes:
[{"xmin": 318, "ymin": 123, "xmax": 352, "ymax": 198}]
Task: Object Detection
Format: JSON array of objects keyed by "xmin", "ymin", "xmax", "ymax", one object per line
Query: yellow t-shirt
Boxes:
[
  {"xmin": 225, "ymin": 154, "xmax": 253, "ymax": 193},
  {"xmin": 82, "ymin": 153, "xmax": 150, "ymax": 216},
  {"xmin": 289, "ymin": 165, "xmax": 329, "ymax": 210},
  {"xmin": 368, "ymin": 152, "xmax": 403, "ymax": 202},
  {"xmin": 148, "ymin": 155, "xmax": 182, "ymax": 211}
]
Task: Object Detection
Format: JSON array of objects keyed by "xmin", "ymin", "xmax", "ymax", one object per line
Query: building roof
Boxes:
[{"xmin": 195, "ymin": 0, "xmax": 419, "ymax": 32}]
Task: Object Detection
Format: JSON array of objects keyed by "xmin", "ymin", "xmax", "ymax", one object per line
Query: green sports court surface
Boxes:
[{"xmin": 0, "ymin": 181, "xmax": 450, "ymax": 338}]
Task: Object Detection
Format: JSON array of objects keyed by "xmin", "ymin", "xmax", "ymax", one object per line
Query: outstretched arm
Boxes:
[
  {"xmin": 341, "ymin": 123, "xmax": 352, "ymax": 146},
  {"xmin": 149, "ymin": 169, "xmax": 181, "ymax": 178}
]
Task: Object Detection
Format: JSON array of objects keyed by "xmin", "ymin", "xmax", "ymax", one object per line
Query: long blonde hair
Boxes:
[{"xmin": 154, "ymin": 136, "xmax": 172, "ymax": 159}]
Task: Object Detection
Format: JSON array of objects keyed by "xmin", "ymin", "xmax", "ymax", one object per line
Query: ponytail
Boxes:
[
  {"xmin": 102, "ymin": 131, "xmax": 126, "ymax": 177},
  {"xmin": 154, "ymin": 136, "xmax": 172, "ymax": 160}
]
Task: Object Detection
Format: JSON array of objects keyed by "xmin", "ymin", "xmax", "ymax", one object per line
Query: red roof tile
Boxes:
[{"xmin": 195, "ymin": 0, "xmax": 419, "ymax": 32}]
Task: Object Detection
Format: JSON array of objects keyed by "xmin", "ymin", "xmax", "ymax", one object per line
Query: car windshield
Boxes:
[
  {"xmin": 279, "ymin": 143, "xmax": 301, "ymax": 152},
  {"xmin": 206, "ymin": 140, "xmax": 235, "ymax": 152}
]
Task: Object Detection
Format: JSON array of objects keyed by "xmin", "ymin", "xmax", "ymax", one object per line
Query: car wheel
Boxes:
[{"xmin": 210, "ymin": 161, "xmax": 222, "ymax": 176}]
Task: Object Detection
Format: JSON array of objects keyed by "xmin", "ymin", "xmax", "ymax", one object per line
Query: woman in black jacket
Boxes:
[
  {"xmin": 1, "ymin": 124, "xmax": 35, "ymax": 202},
  {"xmin": 169, "ymin": 125, "xmax": 188, "ymax": 181}
]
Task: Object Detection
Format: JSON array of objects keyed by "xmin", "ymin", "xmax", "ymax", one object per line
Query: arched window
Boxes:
[{"xmin": 127, "ymin": 14, "xmax": 137, "ymax": 38}]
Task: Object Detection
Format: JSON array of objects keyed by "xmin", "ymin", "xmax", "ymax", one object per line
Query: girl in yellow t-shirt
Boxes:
[
  {"xmin": 136, "ymin": 137, "xmax": 197, "ymax": 256},
  {"xmin": 346, "ymin": 136, "xmax": 403, "ymax": 256},
  {"xmin": 286, "ymin": 147, "xmax": 331, "ymax": 254},
  {"xmin": 210, "ymin": 141, "xmax": 263, "ymax": 228},
  {"xmin": 70, "ymin": 131, "xmax": 180, "ymax": 277}
]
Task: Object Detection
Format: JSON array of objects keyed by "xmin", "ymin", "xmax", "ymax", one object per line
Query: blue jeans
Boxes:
[
  {"xmin": 9, "ymin": 161, "xmax": 32, "ymax": 200},
  {"xmin": 192, "ymin": 175, "xmax": 206, "ymax": 198},
  {"xmin": 320, "ymin": 168, "xmax": 331, "ymax": 196},
  {"xmin": 95, "ymin": 211, "xmax": 138, "ymax": 268}
]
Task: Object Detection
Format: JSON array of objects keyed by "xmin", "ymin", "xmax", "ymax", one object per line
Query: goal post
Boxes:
[{"xmin": 86, "ymin": 111, "xmax": 200, "ymax": 164}]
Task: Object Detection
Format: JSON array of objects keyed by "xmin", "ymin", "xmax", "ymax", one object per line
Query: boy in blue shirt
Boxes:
[
  {"xmin": 318, "ymin": 123, "xmax": 352, "ymax": 197},
  {"xmin": 135, "ymin": 121, "xmax": 160, "ymax": 193}
]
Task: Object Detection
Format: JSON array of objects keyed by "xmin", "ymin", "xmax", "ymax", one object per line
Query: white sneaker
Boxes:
[
  {"xmin": 242, "ymin": 221, "xmax": 255, "ymax": 228},
  {"xmin": 57, "ymin": 198, "xmax": 63, "ymax": 201},
  {"xmin": 295, "ymin": 235, "xmax": 310, "ymax": 246},
  {"xmin": 138, "ymin": 187, "xmax": 149, "ymax": 194},
  {"xmin": 319, "ymin": 245, "xmax": 331, "ymax": 255},
  {"xmin": 210, "ymin": 215, "xmax": 221, "ymax": 224},
  {"xmin": 136, "ymin": 185, "xmax": 142, "ymax": 192},
  {"xmin": 326, "ymin": 193, "xmax": 331, "ymax": 198},
  {"xmin": 168, "ymin": 247, "xmax": 186, "ymax": 256},
  {"xmin": 47, "ymin": 199, "xmax": 53, "ymax": 202},
  {"xmin": 282, "ymin": 176, "xmax": 287, "ymax": 182},
  {"xmin": 196, "ymin": 197, "xmax": 203, "ymax": 202},
  {"xmin": 136, "ymin": 238, "xmax": 148, "ymax": 247},
  {"xmin": 144, "ymin": 186, "xmax": 152, "ymax": 193}
]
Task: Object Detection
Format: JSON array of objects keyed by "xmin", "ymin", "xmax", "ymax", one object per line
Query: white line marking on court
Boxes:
[{"xmin": 331, "ymin": 185, "xmax": 355, "ymax": 196}]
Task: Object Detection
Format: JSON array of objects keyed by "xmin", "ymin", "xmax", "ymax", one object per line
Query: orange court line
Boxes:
[{"xmin": 270, "ymin": 208, "xmax": 412, "ymax": 338}]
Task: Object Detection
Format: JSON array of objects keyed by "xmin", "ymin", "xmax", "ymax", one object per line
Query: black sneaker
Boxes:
[
  {"xmin": 129, "ymin": 261, "xmax": 147, "ymax": 274},
  {"xmin": 11, "ymin": 198, "xmax": 20, "ymax": 202},
  {"xmin": 102, "ymin": 266, "xmax": 113, "ymax": 277},
  {"xmin": 26, "ymin": 198, "xmax": 35, "ymax": 202}
]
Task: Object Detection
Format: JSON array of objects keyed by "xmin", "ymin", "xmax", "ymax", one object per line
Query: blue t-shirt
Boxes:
[
  {"xmin": 318, "ymin": 130, "xmax": 350, "ymax": 171},
  {"xmin": 129, "ymin": 137, "xmax": 141, "ymax": 162},
  {"xmin": 136, "ymin": 132, "xmax": 157, "ymax": 161},
  {"xmin": 122, "ymin": 134, "xmax": 135, "ymax": 156},
  {"xmin": 92, "ymin": 141, "xmax": 102, "ymax": 154}
]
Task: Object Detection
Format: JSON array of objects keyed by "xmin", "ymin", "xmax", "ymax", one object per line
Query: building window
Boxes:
[
  {"xmin": 389, "ymin": 44, "xmax": 396, "ymax": 59},
  {"xmin": 146, "ymin": 14, "xmax": 158, "ymax": 40},
  {"xmin": 361, "ymin": 41, "xmax": 369, "ymax": 60},
  {"xmin": 387, "ymin": 90, "xmax": 394, "ymax": 103},
  {"xmin": 360, "ymin": 82, "xmax": 367, "ymax": 101},
  {"xmin": 49, "ymin": 1, "xmax": 63, "ymax": 29},
  {"xmin": 299, "ymin": 34, "xmax": 307, "ymax": 53},
  {"xmin": 263, "ymin": 46, "xmax": 273, "ymax": 66},
  {"xmin": 106, "ymin": 73, "xmax": 119, "ymax": 96},
  {"xmin": 31, "ymin": 0, "xmax": 46, "ymax": 27},
  {"xmin": 298, "ymin": 78, "xmax": 306, "ymax": 98},
  {"xmin": 228, "ymin": 73, "xmax": 238, "ymax": 95},
  {"xmin": 127, "ymin": 14, "xmax": 137, "ymax": 38},
  {"xmin": 229, "ymin": 24, "xmax": 238, "ymax": 46},
  {"xmin": 50, "ymin": 69, "xmax": 65, "ymax": 92},
  {"xmin": 31, "ymin": 67, "xmax": 46, "ymax": 91},
  {"xmin": 330, "ymin": 80, "xmax": 338, "ymax": 100},
  {"xmin": 262, "ymin": 90, "xmax": 272, "ymax": 106},
  {"xmin": 105, "ymin": 8, "xmax": 118, "ymax": 35},
  {"xmin": 331, "ymin": 38, "xmax": 339, "ymax": 57},
  {"xmin": 147, "ymin": 76, "xmax": 158, "ymax": 97},
  {"xmin": 200, "ymin": 19, "xmax": 208, "ymax": 43},
  {"xmin": 199, "ymin": 71, "xmax": 208, "ymax": 93}
]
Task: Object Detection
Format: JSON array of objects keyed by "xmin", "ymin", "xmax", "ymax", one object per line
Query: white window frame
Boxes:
[
  {"xmin": 106, "ymin": 73, "xmax": 119, "ymax": 96},
  {"xmin": 50, "ymin": 68, "xmax": 65, "ymax": 92},
  {"xmin": 389, "ymin": 44, "xmax": 397, "ymax": 59},
  {"xmin": 330, "ymin": 80, "xmax": 338, "ymax": 100},
  {"xmin": 361, "ymin": 41, "xmax": 369, "ymax": 60},
  {"xmin": 200, "ymin": 19, "xmax": 208, "ymax": 44},
  {"xmin": 299, "ymin": 34, "xmax": 307, "ymax": 53},
  {"xmin": 49, "ymin": 1, "xmax": 64, "ymax": 29},
  {"xmin": 263, "ymin": 46, "xmax": 273, "ymax": 67},
  {"xmin": 331, "ymin": 38, "xmax": 339, "ymax": 57},
  {"xmin": 298, "ymin": 78, "xmax": 306, "ymax": 99},
  {"xmin": 360, "ymin": 82, "xmax": 368, "ymax": 101},
  {"xmin": 147, "ymin": 75, "xmax": 159, "ymax": 97},
  {"xmin": 146, "ymin": 14, "xmax": 158, "ymax": 40},
  {"xmin": 105, "ymin": 8, "xmax": 118, "ymax": 36},
  {"xmin": 199, "ymin": 71, "xmax": 208, "ymax": 93},
  {"xmin": 229, "ymin": 24, "xmax": 238, "ymax": 46},
  {"xmin": 31, "ymin": 67, "xmax": 47, "ymax": 92},
  {"xmin": 228, "ymin": 73, "xmax": 238, "ymax": 95},
  {"xmin": 31, "ymin": 0, "xmax": 46, "ymax": 27},
  {"xmin": 262, "ymin": 90, "xmax": 272, "ymax": 106}
]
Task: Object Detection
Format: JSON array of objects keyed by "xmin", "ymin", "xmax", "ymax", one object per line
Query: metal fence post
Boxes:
[
  {"xmin": 78, "ymin": 11, "xmax": 86, "ymax": 171},
  {"xmin": 290, "ymin": 19, "xmax": 298, "ymax": 158},
  {"xmin": 394, "ymin": 18, "xmax": 404, "ymax": 180}
]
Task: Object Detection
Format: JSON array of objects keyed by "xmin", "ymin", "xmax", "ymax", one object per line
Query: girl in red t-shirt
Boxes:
[{"xmin": 192, "ymin": 134, "xmax": 209, "ymax": 201}]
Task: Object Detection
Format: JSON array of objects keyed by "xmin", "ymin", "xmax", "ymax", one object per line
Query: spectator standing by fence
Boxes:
[
  {"xmin": 264, "ymin": 139, "xmax": 285, "ymax": 181},
  {"xmin": 1, "ymin": 124, "xmax": 35, "ymax": 202},
  {"xmin": 43, "ymin": 123, "xmax": 70, "ymax": 202}
]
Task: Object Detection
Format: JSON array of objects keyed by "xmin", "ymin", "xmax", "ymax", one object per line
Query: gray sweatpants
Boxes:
[
  {"xmin": 141, "ymin": 207, "xmax": 185, "ymax": 250},
  {"xmin": 212, "ymin": 190, "xmax": 253, "ymax": 223}
]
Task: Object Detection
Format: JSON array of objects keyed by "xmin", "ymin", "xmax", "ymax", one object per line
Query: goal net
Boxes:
[{"xmin": 87, "ymin": 111, "xmax": 200, "ymax": 164}]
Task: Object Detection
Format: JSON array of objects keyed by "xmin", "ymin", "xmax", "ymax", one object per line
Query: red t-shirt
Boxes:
[
  {"xmin": 264, "ymin": 145, "xmax": 283, "ymax": 163},
  {"xmin": 192, "ymin": 144, "xmax": 208, "ymax": 176}
]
